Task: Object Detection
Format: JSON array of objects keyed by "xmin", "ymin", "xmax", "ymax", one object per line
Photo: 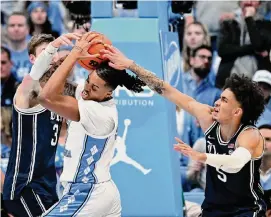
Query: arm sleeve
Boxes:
[
  {"xmin": 78, "ymin": 100, "xmax": 115, "ymax": 137},
  {"xmin": 205, "ymin": 147, "xmax": 251, "ymax": 173},
  {"xmin": 29, "ymin": 43, "xmax": 58, "ymax": 80}
]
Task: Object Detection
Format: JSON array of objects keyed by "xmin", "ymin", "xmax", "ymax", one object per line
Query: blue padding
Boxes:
[{"xmin": 91, "ymin": 1, "xmax": 113, "ymax": 18}]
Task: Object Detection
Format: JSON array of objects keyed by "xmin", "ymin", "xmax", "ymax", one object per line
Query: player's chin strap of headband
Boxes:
[
  {"xmin": 205, "ymin": 147, "xmax": 252, "ymax": 173},
  {"xmin": 29, "ymin": 43, "xmax": 58, "ymax": 80}
]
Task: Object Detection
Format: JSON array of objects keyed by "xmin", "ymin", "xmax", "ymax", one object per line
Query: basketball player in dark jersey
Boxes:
[
  {"xmin": 3, "ymin": 33, "xmax": 81, "ymax": 217},
  {"xmin": 101, "ymin": 45, "xmax": 267, "ymax": 216}
]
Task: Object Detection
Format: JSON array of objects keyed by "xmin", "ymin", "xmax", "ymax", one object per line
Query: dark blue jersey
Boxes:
[
  {"xmin": 202, "ymin": 122, "xmax": 266, "ymax": 216},
  {"xmin": 3, "ymin": 104, "xmax": 62, "ymax": 201}
]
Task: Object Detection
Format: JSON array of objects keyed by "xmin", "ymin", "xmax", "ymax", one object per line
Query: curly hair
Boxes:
[
  {"xmin": 96, "ymin": 62, "xmax": 146, "ymax": 93},
  {"xmin": 223, "ymin": 74, "xmax": 265, "ymax": 125}
]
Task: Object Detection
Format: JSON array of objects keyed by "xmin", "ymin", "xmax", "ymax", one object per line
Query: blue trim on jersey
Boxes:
[
  {"xmin": 74, "ymin": 135, "xmax": 108, "ymax": 183},
  {"xmin": 43, "ymin": 183, "xmax": 94, "ymax": 217}
]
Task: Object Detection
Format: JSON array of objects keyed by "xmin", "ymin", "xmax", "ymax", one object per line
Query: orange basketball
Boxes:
[{"xmin": 77, "ymin": 33, "xmax": 112, "ymax": 71}]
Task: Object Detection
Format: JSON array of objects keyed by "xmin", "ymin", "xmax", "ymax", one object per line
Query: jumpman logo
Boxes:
[{"xmin": 111, "ymin": 119, "xmax": 152, "ymax": 175}]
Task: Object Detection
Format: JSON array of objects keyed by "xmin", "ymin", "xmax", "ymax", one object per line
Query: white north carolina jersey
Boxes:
[{"xmin": 60, "ymin": 84, "xmax": 118, "ymax": 184}]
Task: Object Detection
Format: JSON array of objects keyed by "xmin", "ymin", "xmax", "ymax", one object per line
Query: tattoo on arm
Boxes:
[
  {"xmin": 128, "ymin": 62, "xmax": 165, "ymax": 94},
  {"xmin": 63, "ymin": 82, "xmax": 77, "ymax": 97}
]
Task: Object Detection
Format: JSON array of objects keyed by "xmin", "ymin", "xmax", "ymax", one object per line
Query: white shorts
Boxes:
[{"xmin": 42, "ymin": 180, "xmax": 121, "ymax": 217}]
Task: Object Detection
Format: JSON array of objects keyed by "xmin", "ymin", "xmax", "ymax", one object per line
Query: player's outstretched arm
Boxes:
[
  {"xmin": 15, "ymin": 33, "xmax": 81, "ymax": 109},
  {"xmin": 174, "ymin": 130, "xmax": 263, "ymax": 173},
  {"xmin": 38, "ymin": 32, "xmax": 100, "ymax": 121},
  {"xmin": 101, "ymin": 45, "xmax": 214, "ymax": 131}
]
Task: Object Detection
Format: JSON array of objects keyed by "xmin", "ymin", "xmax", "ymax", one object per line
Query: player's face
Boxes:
[
  {"xmin": 30, "ymin": 7, "xmax": 47, "ymax": 25},
  {"xmin": 184, "ymin": 24, "xmax": 205, "ymax": 49},
  {"xmin": 1, "ymin": 52, "xmax": 12, "ymax": 80},
  {"xmin": 82, "ymin": 71, "xmax": 112, "ymax": 101},
  {"xmin": 7, "ymin": 15, "xmax": 29, "ymax": 41},
  {"xmin": 212, "ymin": 88, "xmax": 243, "ymax": 124},
  {"xmin": 260, "ymin": 128, "xmax": 271, "ymax": 152}
]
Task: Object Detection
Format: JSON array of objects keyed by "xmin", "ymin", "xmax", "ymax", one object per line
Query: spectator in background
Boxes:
[
  {"xmin": 1, "ymin": 46, "xmax": 19, "ymax": 148},
  {"xmin": 182, "ymin": 21, "xmax": 210, "ymax": 73},
  {"xmin": 180, "ymin": 45, "xmax": 221, "ymax": 148},
  {"xmin": 4, "ymin": 12, "xmax": 32, "ymax": 81},
  {"xmin": 1, "ymin": 46, "xmax": 19, "ymax": 187},
  {"xmin": 252, "ymin": 70, "xmax": 271, "ymax": 127},
  {"xmin": 181, "ymin": 21, "xmax": 221, "ymax": 87},
  {"xmin": 27, "ymin": 2, "xmax": 59, "ymax": 38},
  {"xmin": 186, "ymin": 137, "xmax": 206, "ymax": 192},
  {"xmin": 259, "ymin": 124, "xmax": 271, "ymax": 216},
  {"xmin": 193, "ymin": 1, "xmax": 239, "ymax": 50},
  {"xmin": 216, "ymin": 0, "xmax": 271, "ymax": 88}
]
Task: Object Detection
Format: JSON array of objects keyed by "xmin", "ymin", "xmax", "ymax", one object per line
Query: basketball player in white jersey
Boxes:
[{"xmin": 38, "ymin": 32, "xmax": 146, "ymax": 217}]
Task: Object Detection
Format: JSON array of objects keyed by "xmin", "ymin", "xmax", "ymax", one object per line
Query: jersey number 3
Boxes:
[{"xmin": 51, "ymin": 124, "xmax": 59, "ymax": 146}]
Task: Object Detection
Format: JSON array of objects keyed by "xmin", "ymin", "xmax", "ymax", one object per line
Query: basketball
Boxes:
[{"xmin": 77, "ymin": 33, "xmax": 112, "ymax": 71}]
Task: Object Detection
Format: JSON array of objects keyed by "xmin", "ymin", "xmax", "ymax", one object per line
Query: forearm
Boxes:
[
  {"xmin": 39, "ymin": 50, "xmax": 78, "ymax": 100},
  {"xmin": 128, "ymin": 62, "xmax": 165, "ymax": 94},
  {"xmin": 30, "ymin": 43, "xmax": 58, "ymax": 80},
  {"xmin": 245, "ymin": 17, "xmax": 264, "ymax": 51},
  {"xmin": 128, "ymin": 62, "xmax": 197, "ymax": 112},
  {"xmin": 203, "ymin": 147, "xmax": 251, "ymax": 173}
]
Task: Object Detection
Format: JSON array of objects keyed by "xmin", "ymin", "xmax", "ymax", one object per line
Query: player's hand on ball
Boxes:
[
  {"xmin": 101, "ymin": 45, "xmax": 133, "ymax": 70},
  {"xmin": 174, "ymin": 137, "xmax": 206, "ymax": 162},
  {"xmin": 51, "ymin": 33, "xmax": 82, "ymax": 48},
  {"xmin": 72, "ymin": 32, "xmax": 101, "ymax": 59}
]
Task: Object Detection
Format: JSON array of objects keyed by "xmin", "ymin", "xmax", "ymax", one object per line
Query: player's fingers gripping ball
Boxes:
[{"xmin": 77, "ymin": 33, "xmax": 112, "ymax": 70}]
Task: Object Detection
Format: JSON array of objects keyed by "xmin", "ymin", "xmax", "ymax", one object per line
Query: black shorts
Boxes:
[{"xmin": 3, "ymin": 187, "xmax": 58, "ymax": 217}]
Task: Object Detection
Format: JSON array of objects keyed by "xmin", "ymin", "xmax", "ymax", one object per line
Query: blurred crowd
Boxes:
[{"xmin": 1, "ymin": 1, "xmax": 271, "ymax": 216}]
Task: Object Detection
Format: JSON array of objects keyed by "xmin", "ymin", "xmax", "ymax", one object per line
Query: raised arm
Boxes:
[
  {"xmin": 15, "ymin": 43, "xmax": 58, "ymax": 109},
  {"xmin": 101, "ymin": 45, "xmax": 214, "ymax": 131},
  {"xmin": 15, "ymin": 33, "xmax": 81, "ymax": 109},
  {"xmin": 38, "ymin": 32, "xmax": 100, "ymax": 121}
]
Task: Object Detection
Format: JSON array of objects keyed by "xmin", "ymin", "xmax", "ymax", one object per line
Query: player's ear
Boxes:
[
  {"xmin": 106, "ymin": 90, "xmax": 113, "ymax": 98},
  {"xmin": 234, "ymin": 107, "xmax": 243, "ymax": 118},
  {"xmin": 29, "ymin": 54, "xmax": 36, "ymax": 64}
]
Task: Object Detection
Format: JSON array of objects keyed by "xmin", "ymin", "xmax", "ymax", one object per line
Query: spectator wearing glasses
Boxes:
[{"xmin": 179, "ymin": 45, "xmax": 221, "ymax": 164}]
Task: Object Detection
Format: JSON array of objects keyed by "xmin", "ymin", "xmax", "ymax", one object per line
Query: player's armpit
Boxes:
[
  {"xmin": 237, "ymin": 128, "xmax": 264, "ymax": 159},
  {"xmin": 38, "ymin": 94, "xmax": 80, "ymax": 121},
  {"xmin": 15, "ymin": 76, "xmax": 40, "ymax": 109},
  {"xmin": 188, "ymin": 101, "xmax": 214, "ymax": 132}
]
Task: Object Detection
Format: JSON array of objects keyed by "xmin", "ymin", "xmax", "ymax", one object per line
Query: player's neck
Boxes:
[{"xmin": 219, "ymin": 122, "xmax": 241, "ymax": 142}]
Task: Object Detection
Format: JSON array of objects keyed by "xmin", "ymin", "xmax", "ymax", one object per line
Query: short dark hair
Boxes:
[
  {"xmin": 1, "ymin": 46, "xmax": 11, "ymax": 60},
  {"xmin": 191, "ymin": 45, "xmax": 213, "ymax": 57},
  {"xmin": 224, "ymin": 74, "xmax": 265, "ymax": 125},
  {"xmin": 96, "ymin": 62, "xmax": 146, "ymax": 92},
  {"xmin": 27, "ymin": 34, "xmax": 55, "ymax": 56},
  {"xmin": 8, "ymin": 11, "xmax": 27, "ymax": 23}
]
